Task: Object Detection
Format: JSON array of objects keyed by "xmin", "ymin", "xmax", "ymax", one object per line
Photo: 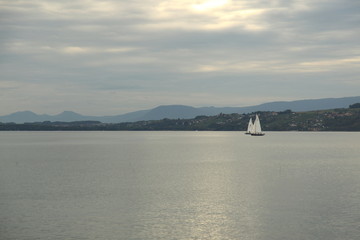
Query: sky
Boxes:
[{"xmin": 0, "ymin": 0, "xmax": 359, "ymax": 116}]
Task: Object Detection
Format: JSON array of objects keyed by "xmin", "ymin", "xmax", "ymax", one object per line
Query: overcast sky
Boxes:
[{"xmin": 1, "ymin": 0, "xmax": 359, "ymax": 115}]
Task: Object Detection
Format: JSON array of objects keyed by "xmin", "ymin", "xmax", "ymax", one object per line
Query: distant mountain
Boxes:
[
  {"xmin": 141, "ymin": 105, "xmax": 203, "ymax": 120},
  {"xmin": 99, "ymin": 109, "xmax": 151, "ymax": 123},
  {"xmin": 0, "ymin": 111, "xmax": 53, "ymax": 123},
  {"xmin": 0, "ymin": 111, "xmax": 94, "ymax": 123},
  {"xmin": 51, "ymin": 111, "xmax": 92, "ymax": 122},
  {"xmin": 1, "ymin": 96, "xmax": 359, "ymax": 123},
  {"xmin": 236, "ymin": 97, "xmax": 360, "ymax": 112}
]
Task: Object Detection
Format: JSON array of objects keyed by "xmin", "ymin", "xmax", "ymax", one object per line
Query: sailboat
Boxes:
[
  {"xmin": 245, "ymin": 118, "xmax": 253, "ymax": 134},
  {"xmin": 251, "ymin": 114, "xmax": 265, "ymax": 136}
]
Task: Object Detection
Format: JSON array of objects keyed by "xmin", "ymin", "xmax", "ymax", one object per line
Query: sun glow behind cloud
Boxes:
[
  {"xmin": 143, "ymin": 0, "xmax": 272, "ymax": 31},
  {"xmin": 192, "ymin": 0, "xmax": 229, "ymax": 11}
]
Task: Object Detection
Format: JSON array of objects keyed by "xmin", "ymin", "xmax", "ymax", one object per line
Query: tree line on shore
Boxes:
[{"xmin": 1, "ymin": 106, "xmax": 359, "ymax": 131}]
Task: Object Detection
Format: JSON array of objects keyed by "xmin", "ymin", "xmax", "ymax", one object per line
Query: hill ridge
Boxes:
[{"xmin": 1, "ymin": 96, "xmax": 359, "ymax": 123}]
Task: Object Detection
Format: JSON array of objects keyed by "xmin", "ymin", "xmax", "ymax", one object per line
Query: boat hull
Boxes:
[{"xmin": 251, "ymin": 133, "xmax": 265, "ymax": 136}]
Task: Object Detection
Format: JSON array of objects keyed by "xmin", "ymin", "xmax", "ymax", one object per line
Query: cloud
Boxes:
[
  {"xmin": 0, "ymin": 0, "xmax": 359, "ymax": 115},
  {"xmin": 61, "ymin": 46, "xmax": 91, "ymax": 54}
]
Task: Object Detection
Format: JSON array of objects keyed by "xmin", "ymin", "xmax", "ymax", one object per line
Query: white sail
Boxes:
[
  {"xmin": 251, "ymin": 114, "xmax": 264, "ymax": 136},
  {"xmin": 246, "ymin": 118, "xmax": 254, "ymax": 133},
  {"xmin": 253, "ymin": 114, "xmax": 262, "ymax": 133}
]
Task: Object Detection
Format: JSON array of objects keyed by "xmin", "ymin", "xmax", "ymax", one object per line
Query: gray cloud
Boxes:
[{"xmin": 0, "ymin": 0, "xmax": 359, "ymax": 115}]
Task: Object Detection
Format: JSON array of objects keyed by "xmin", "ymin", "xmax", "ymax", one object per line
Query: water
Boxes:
[{"xmin": 0, "ymin": 131, "xmax": 359, "ymax": 240}]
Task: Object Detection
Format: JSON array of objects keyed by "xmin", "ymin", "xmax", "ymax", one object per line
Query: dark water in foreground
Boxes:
[{"xmin": 0, "ymin": 131, "xmax": 359, "ymax": 240}]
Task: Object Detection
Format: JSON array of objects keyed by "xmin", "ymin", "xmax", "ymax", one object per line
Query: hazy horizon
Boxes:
[
  {"xmin": 1, "ymin": 0, "xmax": 359, "ymax": 115},
  {"xmin": 1, "ymin": 95, "xmax": 359, "ymax": 117}
]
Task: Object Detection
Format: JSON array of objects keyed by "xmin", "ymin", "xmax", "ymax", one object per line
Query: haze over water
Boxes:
[{"xmin": 1, "ymin": 131, "xmax": 359, "ymax": 240}]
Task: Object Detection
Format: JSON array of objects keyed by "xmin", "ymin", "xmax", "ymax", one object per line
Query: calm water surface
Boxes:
[{"xmin": 0, "ymin": 131, "xmax": 359, "ymax": 240}]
